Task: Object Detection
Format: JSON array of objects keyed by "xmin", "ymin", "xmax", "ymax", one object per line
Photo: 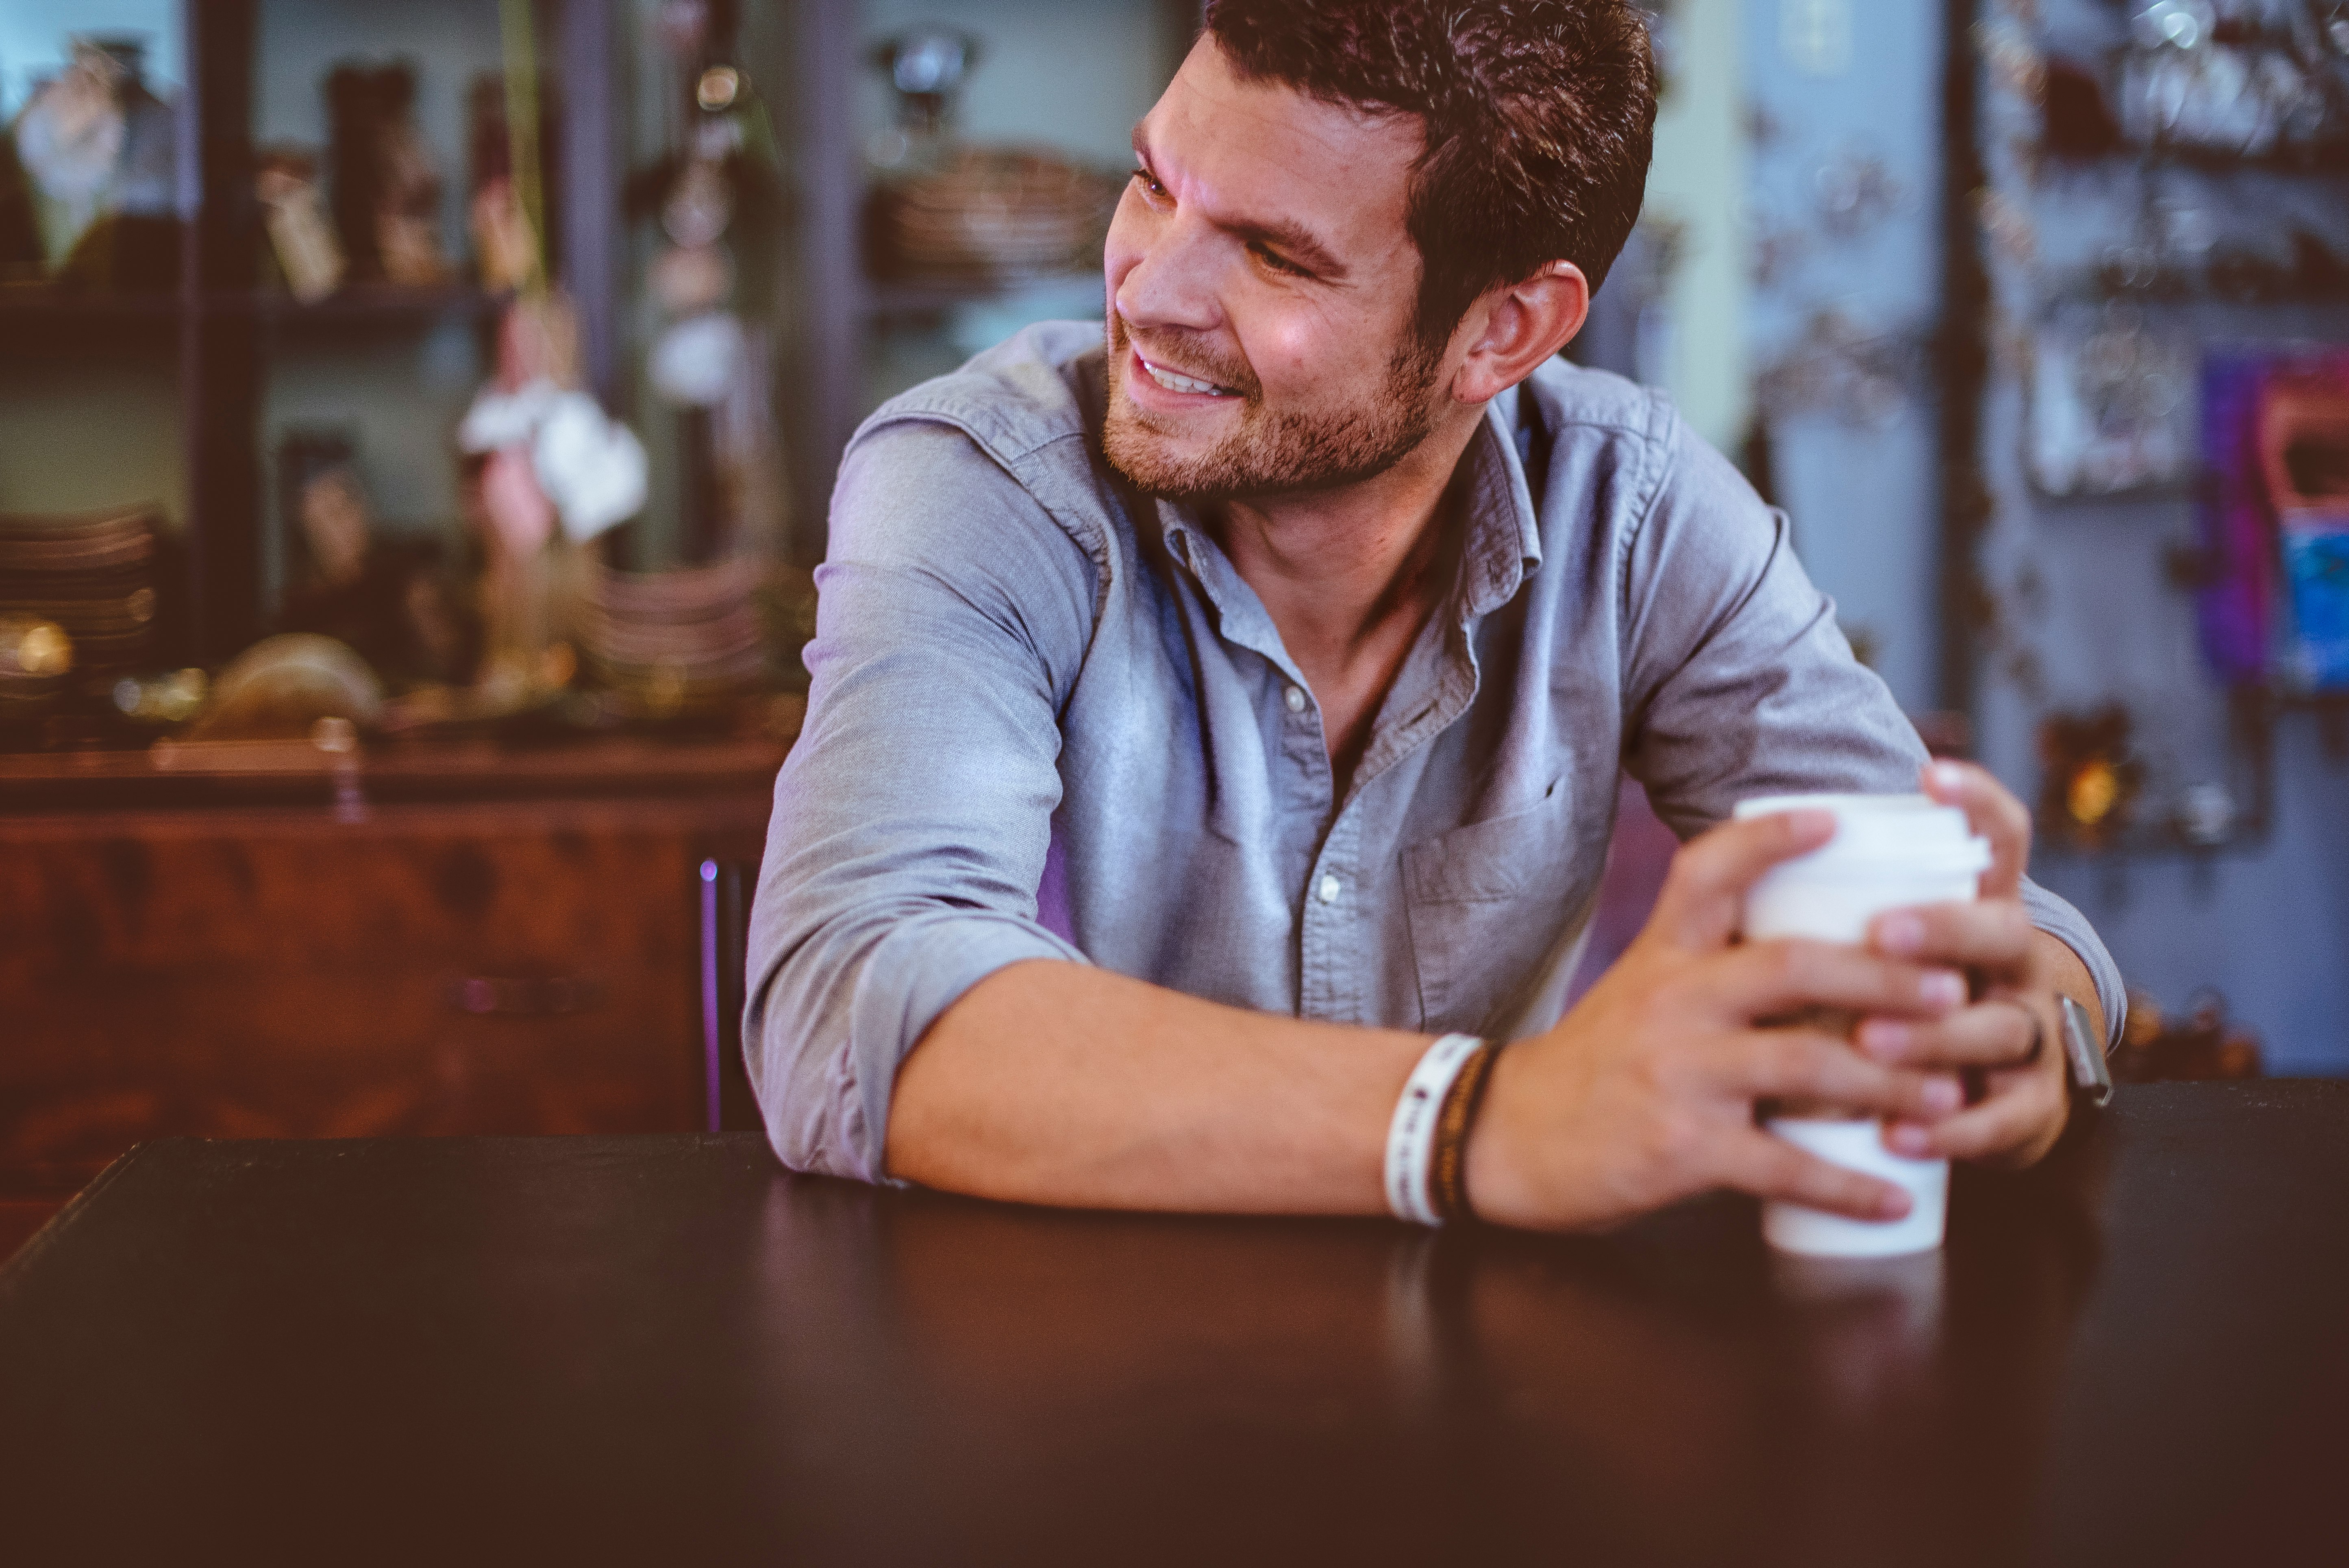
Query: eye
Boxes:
[
  {"xmin": 1129, "ymin": 167, "xmax": 1168, "ymax": 202},
  {"xmin": 1251, "ymin": 242, "xmax": 1310, "ymax": 279}
]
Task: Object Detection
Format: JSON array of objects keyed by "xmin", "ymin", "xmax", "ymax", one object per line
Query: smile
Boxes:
[{"xmin": 1138, "ymin": 355, "xmax": 1238, "ymax": 398}]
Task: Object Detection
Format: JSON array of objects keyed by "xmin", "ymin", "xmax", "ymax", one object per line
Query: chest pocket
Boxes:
[{"xmin": 1401, "ymin": 777, "xmax": 1605, "ymax": 1034}]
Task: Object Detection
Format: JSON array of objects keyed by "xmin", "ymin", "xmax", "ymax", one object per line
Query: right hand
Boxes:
[{"xmin": 1465, "ymin": 808, "xmax": 1970, "ymax": 1233}]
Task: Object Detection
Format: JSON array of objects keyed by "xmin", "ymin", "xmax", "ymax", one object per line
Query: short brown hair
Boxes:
[{"xmin": 1204, "ymin": 0, "xmax": 1658, "ymax": 343}]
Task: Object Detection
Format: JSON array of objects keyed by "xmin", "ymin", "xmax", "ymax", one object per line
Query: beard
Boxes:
[{"xmin": 1100, "ymin": 312, "xmax": 1447, "ymax": 502}]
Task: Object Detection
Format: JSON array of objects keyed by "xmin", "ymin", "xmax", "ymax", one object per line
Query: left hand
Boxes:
[{"xmin": 1851, "ymin": 761, "xmax": 2080, "ymax": 1170}]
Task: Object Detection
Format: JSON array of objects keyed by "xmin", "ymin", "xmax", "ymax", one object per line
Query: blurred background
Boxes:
[{"xmin": 1, "ymin": 1, "xmax": 2342, "ymax": 1254}]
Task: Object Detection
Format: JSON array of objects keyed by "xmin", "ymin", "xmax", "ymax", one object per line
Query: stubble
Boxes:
[{"xmin": 1101, "ymin": 313, "xmax": 1447, "ymax": 502}]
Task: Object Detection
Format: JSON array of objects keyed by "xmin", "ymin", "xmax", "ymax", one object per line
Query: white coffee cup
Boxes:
[
  {"xmin": 1733, "ymin": 793, "xmax": 1991, "ymax": 1257},
  {"xmin": 1762, "ymin": 1116, "xmax": 1953, "ymax": 1256}
]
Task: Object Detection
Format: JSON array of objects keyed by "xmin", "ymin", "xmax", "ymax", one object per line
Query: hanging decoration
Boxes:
[
  {"xmin": 446, "ymin": 0, "xmax": 648, "ymax": 713},
  {"xmin": 496, "ymin": 0, "xmax": 548, "ymax": 289},
  {"xmin": 624, "ymin": 0, "xmax": 788, "ymax": 565},
  {"xmin": 467, "ymin": 64, "xmax": 555, "ymax": 296}
]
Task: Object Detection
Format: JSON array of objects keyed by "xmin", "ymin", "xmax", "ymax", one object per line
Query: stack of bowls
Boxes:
[
  {"xmin": 577, "ymin": 558, "xmax": 768, "ymax": 717},
  {"xmin": 872, "ymin": 148, "xmax": 1119, "ymax": 284}
]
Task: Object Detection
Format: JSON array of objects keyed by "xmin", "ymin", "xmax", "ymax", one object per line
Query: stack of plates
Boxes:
[
  {"xmin": 0, "ymin": 507, "xmax": 160, "ymax": 687},
  {"xmin": 0, "ymin": 614, "xmax": 74, "ymax": 727},
  {"xmin": 873, "ymin": 148, "xmax": 1119, "ymax": 284},
  {"xmin": 577, "ymin": 558, "xmax": 767, "ymax": 716}
]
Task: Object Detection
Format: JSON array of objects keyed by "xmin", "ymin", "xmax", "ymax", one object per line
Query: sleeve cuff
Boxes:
[
  {"xmin": 846, "ymin": 913, "xmax": 1091, "ymax": 1180},
  {"xmin": 2018, "ymin": 877, "xmax": 2128, "ymax": 1049}
]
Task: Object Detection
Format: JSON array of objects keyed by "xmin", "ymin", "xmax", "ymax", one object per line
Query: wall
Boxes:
[
  {"xmin": 0, "ymin": 354, "xmax": 183, "ymax": 523},
  {"xmin": 2034, "ymin": 724, "xmax": 2349, "ymax": 1075},
  {"xmin": 855, "ymin": 0, "xmax": 1182, "ymax": 171},
  {"xmin": 1644, "ymin": 0, "xmax": 1751, "ymax": 455},
  {"xmin": 1968, "ymin": 0, "xmax": 2349, "ymax": 1073},
  {"xmin": 1739, "ymin": 0, "xmax": 2349, "ymax": 1074},
  {"xmin": 1742, "ymin": 0, "xmax": 1947, "ymax": 716}
]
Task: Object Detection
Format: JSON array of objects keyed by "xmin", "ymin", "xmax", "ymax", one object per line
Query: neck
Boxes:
[
  {"xmin": 1211, "ymin": 402, "xmax": 1486, "ymax": 792},
  {"xmin": 1213, "ymin": 407, "xmax": 1481, "ymax": 659}
]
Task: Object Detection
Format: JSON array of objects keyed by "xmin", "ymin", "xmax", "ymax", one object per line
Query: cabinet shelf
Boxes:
[
  {"xmin": 11, "ymin": 0, "xmax": 1179, "ymax": 659},
  {"xmin": 0, "ymin": 733, "xmax": 792, "ymax": 813},
  {"xmin": 0, "ymin": 291, "xmax": 183, "ymax": 359},
  {"xmin": 0, "ymin": 290, "xmax": 180, "ymax": 320},
  {"xmin": 0, "ymin": 285, "xmax": 508, "ymax": 363},
  {"xmin": 235, "ymin": 285, "xmax": 511, "ymax": 325}
]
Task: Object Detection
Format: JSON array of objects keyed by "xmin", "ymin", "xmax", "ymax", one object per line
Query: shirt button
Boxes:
[
  {"xmin": 1284, "ymin": 685, "xmax": 1307, "ymax": 713},
  {"xmin": 1317, "ymin": 875, "xmax": 1342, "ymax": 905}
]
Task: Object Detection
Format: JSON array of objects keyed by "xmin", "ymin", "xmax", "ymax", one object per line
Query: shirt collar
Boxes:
[
  {"xmin": 1455, "ymin": 391, "xmax": 1545, "ymax": 622},
  {"xmin": 1153, "ymin": 391, "xmax": 1546, "ymax": 630}
]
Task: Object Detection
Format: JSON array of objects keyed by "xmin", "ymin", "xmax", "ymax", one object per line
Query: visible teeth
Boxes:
[{"xmin": 1143, "ymin": 359, "xmax": 1232, "ymax": 396}]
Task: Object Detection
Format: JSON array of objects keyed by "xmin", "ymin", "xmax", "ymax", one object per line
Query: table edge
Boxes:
[{"xmin": 0, "ymin": 1142, "xmax": 154, "ymax": 1298}]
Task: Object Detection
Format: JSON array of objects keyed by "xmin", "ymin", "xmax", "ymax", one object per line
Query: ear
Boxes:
[{"xmin": 1449, "ymin": 262, "xmax": 1593, "ymax": 406}]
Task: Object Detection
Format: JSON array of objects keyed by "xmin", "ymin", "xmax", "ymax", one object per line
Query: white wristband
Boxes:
[{"xmin": 1384, "ymin": 1033, "xmax": 1485, "ymax": 1226}]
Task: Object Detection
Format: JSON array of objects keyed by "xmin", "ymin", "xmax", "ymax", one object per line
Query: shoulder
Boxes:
[
  {"xmin": 851, "ymin": 320, "xmax": 1107, "ymax": 470},
  {"xmin": 830, "ymin": 324, "xmax": 1115, "ymax": 614},
  {"xmin": 1514, "ymin": 359, "xmax": 1755, "ymax": 563},
  {"xmin": 1521, "ymin": 355, "xmax": 1676, "ymax": 445}
]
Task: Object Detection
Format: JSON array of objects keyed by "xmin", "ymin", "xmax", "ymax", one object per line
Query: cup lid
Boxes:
[{"xmin": 1733, "ymin": 792, "xmax": 1992, "ymax": 878}]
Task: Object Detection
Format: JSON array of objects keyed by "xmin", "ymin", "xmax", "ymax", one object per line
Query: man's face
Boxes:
[{"xmin": 1102, "ymin": 38, "xmax": 1451, "ymax": 501}]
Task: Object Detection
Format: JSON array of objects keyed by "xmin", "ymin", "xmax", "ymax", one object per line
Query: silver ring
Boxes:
[{"xmin": 1994, "ymin": 996, "xmax": 2045, "ymax": 1067}]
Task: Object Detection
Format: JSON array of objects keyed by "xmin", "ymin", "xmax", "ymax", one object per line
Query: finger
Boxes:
[
  {"xmin": 1869, "ymin": 896, "xmax": 2033, "ymax": 971},
  {"xmin": 1647, "ymin": 808, "xmax": 1836, "ymax": 952},
  {"xmin": 1884, "ymin": 1066, "xmax": 2065, "ymax": 1165},
  {"xmin": 1922, "ymin": 760, "xmax": 2031, "ymax": 898},
  {"xmin": 1712, "ymin": 937, "xmax": 1968, "ymax": 1022},
  {"xmin": 1856, "ymin": 996, "xmax": 2044, "ymax": 1070},
  {"xmin": 1720, "ymin": 1128, "xmax": 1912, "ymax": 1222},
  {"xmin": 1716, "ymin": 1030, "xmax": 1966, "ymax": 1123}
]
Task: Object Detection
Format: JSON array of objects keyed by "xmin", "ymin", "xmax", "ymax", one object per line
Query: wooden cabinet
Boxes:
[{"xmin": 0, "ymin": 739, "xmax": 779, "ymax": 1233}]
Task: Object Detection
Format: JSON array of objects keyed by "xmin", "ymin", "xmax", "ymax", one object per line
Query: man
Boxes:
[{"xmin": 748, "ymin": 0, "xmax": 2122, "ymax": 1232}]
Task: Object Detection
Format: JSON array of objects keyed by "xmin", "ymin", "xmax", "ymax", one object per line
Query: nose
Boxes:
[{"xmin": 1108, "ymin": 200, "xmax": 1223, "ymax": 339}]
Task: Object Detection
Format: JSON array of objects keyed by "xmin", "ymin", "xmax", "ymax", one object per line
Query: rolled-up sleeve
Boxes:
[
  {"xmin": 1619, "ymin": 413, "xmax": 2129, "ymax": 1045},
  {"xmin": 746, "ymin": 420, "xmax": 1101, "ymax": 1181}
]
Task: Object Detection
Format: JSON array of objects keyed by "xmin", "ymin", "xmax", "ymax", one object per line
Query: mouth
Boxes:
[{"xmin": 1133, "ymin": 350, "xmax": 1240, "ymax": 399}]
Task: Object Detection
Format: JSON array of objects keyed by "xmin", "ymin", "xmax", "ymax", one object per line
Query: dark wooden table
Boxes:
[{"xmin": 3, "ymin": 1083, "xmax": 2344, "ymax": 1566}]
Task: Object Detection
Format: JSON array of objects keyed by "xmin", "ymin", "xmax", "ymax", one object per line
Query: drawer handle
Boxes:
[{"xmin": 445, "ymin": 975, "xmax": 602, "ymax": 1017}]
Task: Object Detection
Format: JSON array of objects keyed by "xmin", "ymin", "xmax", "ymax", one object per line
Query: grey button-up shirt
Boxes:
[{"xmin": 749, "ymin": 322, "xmax": 2123, "ymax": 1182}]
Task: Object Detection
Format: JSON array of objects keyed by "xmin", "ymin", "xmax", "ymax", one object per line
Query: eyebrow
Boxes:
[{"xmin": 1131, "ymin": 129, "xmax": 1351, "ymax": 282}]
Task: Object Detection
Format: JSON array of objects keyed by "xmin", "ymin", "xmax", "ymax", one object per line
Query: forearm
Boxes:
[{"xmin": 885, "ymin": 960, "xmax": 1433, "ymax": 1214}]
